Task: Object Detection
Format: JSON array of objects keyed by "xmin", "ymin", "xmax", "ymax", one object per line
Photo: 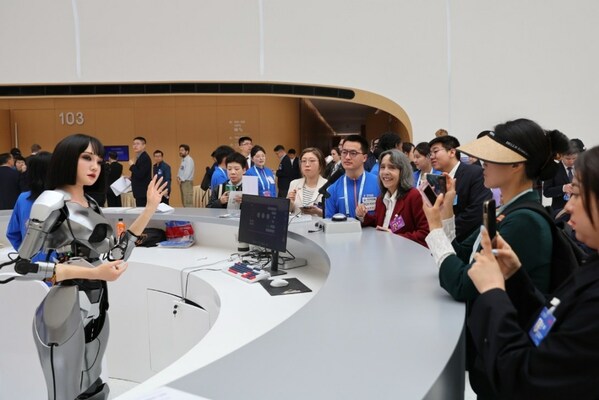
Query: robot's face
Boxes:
[{"xmin": 77, "ymin": 145, "xmax": 103, "ymax": 187}]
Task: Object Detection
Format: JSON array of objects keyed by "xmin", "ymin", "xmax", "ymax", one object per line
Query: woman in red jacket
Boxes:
[{"xmin": 356, "ymin": 149, "xmax": 429, "ymax": 247}]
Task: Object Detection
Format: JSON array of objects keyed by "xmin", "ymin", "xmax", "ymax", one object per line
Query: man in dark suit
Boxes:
[
  {"xmin": 288, "ymin": 148, "xmax": 301, "ymax": 180},
  {"xmin": 543, "ymin": 144, "xmax": 578, "ymax": 216},
  {"xmin": 153, "ymin": 149, "xmax": 171, "ymax": 205},
  {"xmin": 274, "ymin": 144, "xmax": 294, "ymax": 197},
  {"xmin": 429, "ymin": 136, "xmax": 492, "ymax": 242},
  {"xmin": 0, "ymin": 153, "xmax": 21, "ymax": 210},
  {"xmin": 106, "ymin": 151, "xmax": 123, "ymax": 207},
  {"xmin": 128, "ymin": 136, "xmax": 152, "ymax": 207}
]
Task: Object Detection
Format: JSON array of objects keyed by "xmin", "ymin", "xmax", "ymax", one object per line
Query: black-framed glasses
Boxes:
[{"xmin": 341, "ymin": 150, "xmax": 363, "ymax": 158}]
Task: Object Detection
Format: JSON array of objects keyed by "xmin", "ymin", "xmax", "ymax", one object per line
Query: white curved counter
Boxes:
[{"xmin": 0, "ymin": 208, "xmax": 465, "ymax": 400}]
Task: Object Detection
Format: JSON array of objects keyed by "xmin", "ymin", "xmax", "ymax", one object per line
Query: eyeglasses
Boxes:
[
  {"xmin": 341, "ymin": 150, "xmax": 363, "ymax": 158},
  {"xmin": 429, "ymin": 148, "xmax": 447, "ymax": 157},
  {"xmin": 301, "ymin": 158, "xmax": 319, "ymax": 164}
]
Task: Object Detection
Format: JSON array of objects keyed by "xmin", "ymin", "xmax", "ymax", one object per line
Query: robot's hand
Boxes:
[{"xmin": 107, "ymin": 230, "xmax": 138, "ymax": 261}]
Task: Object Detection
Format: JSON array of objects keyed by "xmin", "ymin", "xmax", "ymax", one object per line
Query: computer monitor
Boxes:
[{"xmin": 238, "ymin": 194, "xmax": 290, "ymax": 274}]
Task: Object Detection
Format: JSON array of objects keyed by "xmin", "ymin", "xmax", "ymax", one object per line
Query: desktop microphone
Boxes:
[{"xmin": 318, "ymin": 168, "xmax": 345, "ymax": 199}]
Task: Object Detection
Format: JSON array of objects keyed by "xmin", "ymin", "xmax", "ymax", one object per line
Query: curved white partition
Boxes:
[{"xmin": 0, "ymin": 208, "xmax": 464, "ymax": 399}]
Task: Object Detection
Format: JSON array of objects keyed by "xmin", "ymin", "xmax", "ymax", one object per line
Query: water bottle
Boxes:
[{"xmin": 116, "ymin": 218, "xmax": 126, "ymax": 239}]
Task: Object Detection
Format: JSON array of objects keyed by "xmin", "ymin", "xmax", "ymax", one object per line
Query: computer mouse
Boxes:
[
  {"xmin": 270, "ymin": 278, "xmax": 289, "ymax": 288},
  {"xmin": 332, "ymin": 213, "xmax": 348, "ymax": 222}
]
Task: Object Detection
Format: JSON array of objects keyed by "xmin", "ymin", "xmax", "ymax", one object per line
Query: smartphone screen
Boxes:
[
  {"xmin": 426, "ymin": 174, "xmax": 447, "ymax": 195},
  {"xmin": 420, "ymin": 183, "xmax": 438, "ymax": 207},
  {"xmin": 483, "ymin": 199, "xmax": 497, "ymax": 243}
]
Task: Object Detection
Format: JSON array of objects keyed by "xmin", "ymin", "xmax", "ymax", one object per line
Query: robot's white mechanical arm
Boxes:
[
  {"xmin": 0, "ymin": 191, "xmax": 67, "ymax": 282},
  {"xmin": 19, "ymin": 190, "xmax": 67, "ymax": 260}
]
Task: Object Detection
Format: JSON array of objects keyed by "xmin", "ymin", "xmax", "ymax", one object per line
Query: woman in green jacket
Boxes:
[{"xmin": 422, "ymin": 118, "xmax": 570, "ymax": 399}]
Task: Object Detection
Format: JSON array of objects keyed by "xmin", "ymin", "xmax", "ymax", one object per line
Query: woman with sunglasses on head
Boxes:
[
  {"xmin": 4, "ymin": 133, "xmax": 167, "ymax": 399},
  {"xmin": 287, "ymin": 147, "xmax": 328, "ymax": 217},
  {"xmin": 422, "ymin": 119, "xmax": 570, "ymax": 398},
  {"xmin": 356, "ymin": 149, "xmax": 429, "ymax": 247},
  {"xmin": 244, "ymin": 145, "xmax": 277, "ymax": 197},
  {"xmin": 467, "ymin": 146, "xmax": 599, "ymax": 399}
]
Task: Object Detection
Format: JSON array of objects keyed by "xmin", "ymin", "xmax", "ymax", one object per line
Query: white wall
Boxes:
[{"xmin": 1, "ymin": 0, "xmax": 597, "ymax": 147}]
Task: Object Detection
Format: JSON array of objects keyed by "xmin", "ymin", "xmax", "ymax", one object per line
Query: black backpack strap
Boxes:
[{"xmin": 500, "ymin": 200, "xmax": 584, "ymax": 292}]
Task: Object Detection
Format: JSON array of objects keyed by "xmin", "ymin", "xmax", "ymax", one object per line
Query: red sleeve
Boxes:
[{"xmin": 398, "ymin": 189, "xmax": 430, "ymax": 247}]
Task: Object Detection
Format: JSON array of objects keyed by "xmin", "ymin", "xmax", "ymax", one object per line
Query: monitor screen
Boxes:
[
  {"xmin": 238, "ymin": 194, "xmax": 290, "ymax": 253},
  {"xmin": 104, "ymin": 145, "xmax": 130, "ymax": 162}
]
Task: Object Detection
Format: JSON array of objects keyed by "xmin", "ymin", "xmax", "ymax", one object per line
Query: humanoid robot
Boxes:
[{"xmin": 1, "ymin": 189, "xmax": 137, "ymax": 400}]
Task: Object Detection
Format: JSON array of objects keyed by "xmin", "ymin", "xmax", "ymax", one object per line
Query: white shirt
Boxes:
[
  {"xmin": 382, "ymin": 190, "xmax": 398, "ymax": 229},
  {"xmin": 448, "ymin": 161, "xmax": 460, "ymax": 179}
]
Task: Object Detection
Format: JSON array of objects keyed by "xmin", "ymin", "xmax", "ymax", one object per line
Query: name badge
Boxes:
[
  {"xmin": 389, "ymin": 215, "xmax": 405, "ymax": 233},
  {"xmin": 528, "ymin": 307, "xmax": 556, "ymax": 347},
  {"xmin": 263, "ymin": 190, "xmax": 272, "ymax": 197},
  {"xmin": 362, "ymin": 195, "xmax": 377, "ymax": 212}
]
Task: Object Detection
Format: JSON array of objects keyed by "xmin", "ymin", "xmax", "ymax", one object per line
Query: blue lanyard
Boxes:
[
  {"xmin": 254, "ymin": 166, "xmax": 267, "ymax": 190},
  {"xmin": 343, "ymin": 173, "xmax": 366, "ymax": 216}
]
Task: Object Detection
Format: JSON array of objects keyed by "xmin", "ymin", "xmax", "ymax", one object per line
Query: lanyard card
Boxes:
[{"xmin": 528, "ymin": 307, "xmax": 556, "ymax": 347}]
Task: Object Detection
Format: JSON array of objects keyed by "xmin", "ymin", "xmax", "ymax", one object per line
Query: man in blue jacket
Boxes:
[{"xmin": 325, "ymin": 135, "xmax": 380, "ymax": 219}]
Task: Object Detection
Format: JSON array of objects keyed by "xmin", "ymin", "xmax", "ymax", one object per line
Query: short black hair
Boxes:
[
  {"xmin": 238, "ymin": 136, "xmax": 253, "ymax": 146},
  {"xmin": 214, "ymin": 145, "xmax": 235, "ymax": 164},
  {"xmin": 273, "ymin": 144, "xmax": 285, "ymax": 152},
  {"xmin": 153, "ymin": 150, "xmax": 164, "ymax": 157},
  {"xmin": 108, "ymin": 151, "xmax": 118, "ymax": 160},
  {"xmin": 288, "ymin": 148, "xmax": 296, "ymax": 155},
  {"xmin": 133, "ymin": 136, "xmax": 146, "ymax": 144},
  {"xmin": 429, "ymin": 135, "xmax": 461, "ymax": 159},
  {"xmin": 225, "ymin": 152, "xmax": 248, "ymax": 168},
  {"xmin": 179, "ymin": 144, "xmax": 190, "ymax": 152},
  {"xmin": 563, "ymin": 140, "xmax": 582, "ymax": 156},
  {"xmin": 14, "ymin": 155, "xmax": 26, "ymax": 162},
  {"xmin": 27, "ymin": 151, "xmax": 52, "ymax": 200},
  {"xmin": 378, "ymin": 132, "xmax": 402, "ymax": 151},
  {"xmin": 0, "ymin": 153, "xmax": 11, "ymax": 165},
  {"xmin": 402, "ymin": 142, "xmax": 415, "ymax": 154},
  {"xmin": 10, "ymin": 148, "xmax": 21, "ymax": 157},
  {"xmin": 250, "ymin": 145, "xmax": 266, "ymax": 158},
  {"xmin": 47, "ymin": 134, "xmax": 105, "ymax": 190},
  {"xmin": 570, "ymin": 138, "xmax": 586, "ymax": 152},
  {"xmin": 31, "ymin": 144, "xmax": 41, "ymax": 152},
  {"xmin": 342, "ymin": 134, "xmax": 369, "ymax": 155}
]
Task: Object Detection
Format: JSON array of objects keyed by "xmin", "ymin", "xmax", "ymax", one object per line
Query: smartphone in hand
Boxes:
[
  {"xmin": 483, "ymin": 199, "xmax": 497, "ymax": 244},
  {"xmin": 419, "ymin": 182, "xmax": 438, "ymax": 207},
  {"xmin": 426, "ymin": 174, "xmax": 447, "ymax": 195}
]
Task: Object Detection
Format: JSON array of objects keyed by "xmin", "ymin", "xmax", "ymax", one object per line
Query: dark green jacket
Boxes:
[{"xmin": 439, "ymin": 191, "xmax": 552, "ymax": 302}]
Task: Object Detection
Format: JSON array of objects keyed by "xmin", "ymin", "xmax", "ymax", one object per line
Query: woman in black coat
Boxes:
[{"xmin": 467, "ymin": 146, "xmax": 599, "ymax": 399}]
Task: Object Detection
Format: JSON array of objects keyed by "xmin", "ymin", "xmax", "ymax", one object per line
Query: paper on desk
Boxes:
[
  {"xmin": 110, "ymin": 176, "xmax": 132, "ymax": 196},
  {"xmin": 227, "ymin": 191, "xmax": 242, "ymax": 211},
  {"xmin": 157, "ymin": 203, "xmax": 175, "ymax": 213},
  {"xmin": 242, "ymin": 175, "xmax": 258, "ymax": 195}
]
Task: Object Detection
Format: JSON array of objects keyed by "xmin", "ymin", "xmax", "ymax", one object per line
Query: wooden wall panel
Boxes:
[
  {"xmin": 11, "ymin": 109, "xmax": 57, "ymax": 155},
  {"xmin": 5, "ymin": 95, "xmax": 301, "ymax": 206},
  {"xmin": 0, "ymin": 110, "xmax": 11, "ymax": 151}
]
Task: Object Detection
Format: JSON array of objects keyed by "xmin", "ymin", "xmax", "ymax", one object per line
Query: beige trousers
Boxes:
[{"xmin": 180, "ymin": 180, "xmax": 194, "ymax": 207}]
